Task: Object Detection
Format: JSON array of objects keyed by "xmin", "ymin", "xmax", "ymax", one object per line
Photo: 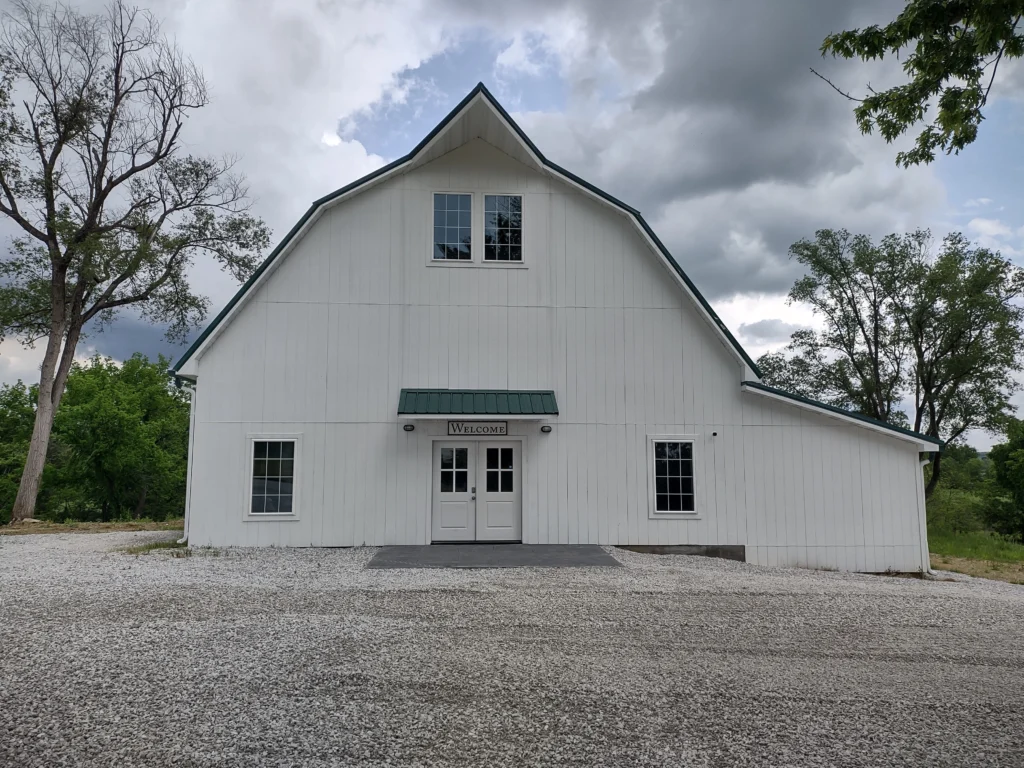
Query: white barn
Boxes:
[{"xmin": 173, "ymin": 83, "xmax": 940, "ymax": 572}]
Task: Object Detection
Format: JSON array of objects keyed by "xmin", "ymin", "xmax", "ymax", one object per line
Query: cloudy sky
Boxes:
[{"xmin": 1, "ymin": 0, "xmax": 1022, "ymax": 447}]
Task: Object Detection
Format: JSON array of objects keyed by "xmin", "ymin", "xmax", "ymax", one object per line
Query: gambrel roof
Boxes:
[
  {"xmin": 172, "ymin": 82, "xmax": 761, "ymax": 379},
  {"xmin": 171, "ymin": 83, "xmax": 941, "ymax": 451}
]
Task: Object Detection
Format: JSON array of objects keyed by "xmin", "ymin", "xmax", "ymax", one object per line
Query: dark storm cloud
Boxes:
[
  {"xmin": 81, "ymin": 314, "xmax": 195, "ymax": 368},
  {"xmin": 495, "ymin": 0, "xmax": 941, "ymax": 301}
]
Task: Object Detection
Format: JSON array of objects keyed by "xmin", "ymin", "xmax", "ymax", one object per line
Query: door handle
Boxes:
[{"xmin": 471, "ymin": 486, "xmax": 476, "ymax": 500}]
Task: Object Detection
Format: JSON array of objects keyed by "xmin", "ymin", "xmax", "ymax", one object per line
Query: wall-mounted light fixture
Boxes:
[
  {"xmin": 540, "ymin": 425, "xmax": 552, "ymax": 433},
  {"xmin": 403, "ymin": 424, "xmax": 415, "ymax": 432}
]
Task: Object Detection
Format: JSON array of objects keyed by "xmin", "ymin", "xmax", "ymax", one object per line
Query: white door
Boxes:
[
  {"xmin": 431, "ymin": 443, "xmax": 475, "ymax": 542},
  {"xmin": 431, "ymin": 441, "xmax": 522, "ymax": 542},
  {"xmin": 476, "ymin": 442, "xmax": 522, "ymax": 542}
]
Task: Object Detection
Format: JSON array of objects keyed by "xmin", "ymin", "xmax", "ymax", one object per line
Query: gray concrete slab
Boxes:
[{"xmin": 366, "ymin": 543, "xmax": 622, "ymax": 568}]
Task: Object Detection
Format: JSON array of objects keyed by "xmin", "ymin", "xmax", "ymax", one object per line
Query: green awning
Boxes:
[{"xmin": 398, "ymin": 389, "xmax": 558, "ymax": 416}]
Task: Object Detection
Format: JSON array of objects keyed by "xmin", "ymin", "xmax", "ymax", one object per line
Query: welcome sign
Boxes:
[{"xmin": 448, "ymin": 421, "xmax": 508, "ymax": 436}]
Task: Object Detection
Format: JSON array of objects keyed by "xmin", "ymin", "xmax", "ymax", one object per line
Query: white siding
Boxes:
[{"xmin": 186, "ymin": 138, "xmax": 929, "ymax": 572}]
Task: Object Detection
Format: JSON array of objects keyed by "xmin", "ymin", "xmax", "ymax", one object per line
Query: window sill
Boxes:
[
  {"xmin": 648, "ymin": 512, "xmax": 701, "ymax": 520},
  {"xmin": 427, "ymin": 260, "xmax": 528, "ymax": 269},
  {"xmin": 480, "ymin": 261, "xmax": 528, "ymax": 269},
  {"xmin": 243, "ymin": 514, "xmax": 300, "ymax": 522}
]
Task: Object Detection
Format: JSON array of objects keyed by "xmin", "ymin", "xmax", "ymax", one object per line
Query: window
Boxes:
[
  {"xmin": 251, "ymin": 440, "xmax": 295, "ymax": 515},
  {"xmin": 440, "ymin": 447, "xmax": 469, "ymax": 493},
  {"xmin": 433, "ymin": 193, "xmax": 472, "ymax": 260},
  {"xmin": 652, "ymin": 440, "xmax": 695, "ymax": 513},
  {"xmin": 484, "ymin": 194, "xmax": 522, "ymax": 262},
  {"xmin": 486, "ymin": 447, "xmax": 514, "ymax": 492}
]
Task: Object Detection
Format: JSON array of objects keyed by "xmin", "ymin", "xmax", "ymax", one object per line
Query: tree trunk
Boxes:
[
  {"xmin": 134, "ymin": 485, "xmax": 148, "ymax": 519},
  {"xmin": 924, "ymin": 451, "xmax": 942, "ymax": 499},
  {"xmin": 9, "ymin": 317, "xmax": 82, "ymax": 523}
]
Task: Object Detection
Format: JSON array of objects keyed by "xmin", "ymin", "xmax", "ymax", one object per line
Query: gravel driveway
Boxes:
[{"xmin": 1, "ymin": 532, "xmax": 1022, "ymax": 767}]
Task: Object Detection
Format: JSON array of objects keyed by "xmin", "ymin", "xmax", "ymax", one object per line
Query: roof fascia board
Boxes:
[{"xmin": 741, "ymin": 382, "xmax": 941, "ymax": 449}]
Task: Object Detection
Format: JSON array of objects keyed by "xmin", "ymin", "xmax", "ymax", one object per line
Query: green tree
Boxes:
[
  {"xmin": 761, "ymin": 229, "xmax": 1024, "ymax": 495},
  {"xmin": 820, "ymin": 1, "xmax": 1024, "ymax": 166},
  {"xmin": 0, "ymin": 0, "xmax": 269, "ymax": 523},
  {"xmin": 49, "ymin": 354, "xmax": 189, "ymax": 521},
  {"xmin": 0, "ymin": 380, "xmax": 36, "ymax": 523},
  {"xmin": 986, "ymin": 419, "xmax": 1024, "ymax": 538}
]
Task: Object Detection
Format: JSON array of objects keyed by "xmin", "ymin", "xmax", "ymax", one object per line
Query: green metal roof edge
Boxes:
[
  {"xmin": 742, "ymin": 381, "xmax": 943, "ymax": 448},
  {"xmin": 398, "ymin": 388, "xmax": 559, "ymax": 415},
  {"xmin": 174, "ymin": 82, "xmax": 761, "ymax": 378}
]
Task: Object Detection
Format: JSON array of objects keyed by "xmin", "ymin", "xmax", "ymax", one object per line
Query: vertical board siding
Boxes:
[{"xmin": 187, "ymin": 138, "xmax": 928, "ymax": 572}]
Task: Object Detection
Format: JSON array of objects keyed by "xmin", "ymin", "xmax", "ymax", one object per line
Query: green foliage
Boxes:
[
  {"xmin": 0, "ymin": 380, "xmax": 35, "ymax": 524},
  {"xmin": 760, "ymin": 230, "xmax": 1024, "ymax": 474},
  {"xmin": 928, "ymin": 529, "xmax": 1024, "ymax": 563},
  {"xmin": 926, "ymin": 487, "xmax": 987, "ymax": 535},
  {"xmin": 923, "ymin": 427, "xmax": 1024, "ymax": 552},
  {"xmin": 985, "ymin": 419, "xmax": 1024, "ymax": 538},
  {"xmin": 822, "ymin": 1, "xmax": 1024, "ymax": 166},
  {"xmin": 0, "ymin": 354, "xmax": 189, "ymax": 523}
]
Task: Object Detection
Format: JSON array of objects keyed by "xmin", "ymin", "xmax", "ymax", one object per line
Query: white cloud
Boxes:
[
  {"xmin": 966, "ymin": 217, "xmax": 1024, "ymax": 256},
  {"xmin": 965, "ymin": 197, "xmax": 993, "ymax": 208}
]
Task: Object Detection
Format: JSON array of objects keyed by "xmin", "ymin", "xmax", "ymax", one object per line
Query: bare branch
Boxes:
[{"xmin": 810, "ymin": 67, "xmax": 865, "ymax": 102}]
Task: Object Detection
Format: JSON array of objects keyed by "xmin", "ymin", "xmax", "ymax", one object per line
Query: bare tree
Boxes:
[{"xmin": 0, "ymin": 0, "xmax": 270, "ymax": 522}]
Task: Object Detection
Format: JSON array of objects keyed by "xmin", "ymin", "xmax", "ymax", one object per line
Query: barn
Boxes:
[{"xmin": 172, "ymin": 83, "xmax": 940, "ymax": 572}]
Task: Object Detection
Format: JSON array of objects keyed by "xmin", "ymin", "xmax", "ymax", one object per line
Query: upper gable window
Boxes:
[
  {"xmin": 433, "ymin": 193, "xmax": 472, "ymax": 260},
  {"xmin": 484, "ymin": 195, "xmax": 522, "ymax": 262}
]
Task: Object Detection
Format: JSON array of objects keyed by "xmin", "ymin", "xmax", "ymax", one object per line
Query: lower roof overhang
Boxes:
[
  {"xmin": 398, "ymin": 389, "xmax": 558, "ymax": 419},
  {"xmin": 741, "ymin": 381, "xmax": 942, "ymax": 451}
]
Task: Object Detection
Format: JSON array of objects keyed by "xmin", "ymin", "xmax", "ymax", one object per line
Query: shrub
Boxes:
[{"xmin": 926, "ymin": 488, "xmax": 987, "ymax": 535}]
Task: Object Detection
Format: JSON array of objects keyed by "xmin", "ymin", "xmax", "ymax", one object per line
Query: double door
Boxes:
[{"xmin": 431, "ymin": 441, "xmax": 522, "ymax": 542}]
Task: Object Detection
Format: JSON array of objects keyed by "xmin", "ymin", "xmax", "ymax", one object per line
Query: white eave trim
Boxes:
[{"xmin": 741, "ymin": 383, "xmax": 936, "ymax": 450}]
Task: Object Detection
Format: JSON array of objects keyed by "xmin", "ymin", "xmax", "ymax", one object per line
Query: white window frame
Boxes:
[
  {"xmin": 244, "ymin": 433, "xmax": 302, "ymax": 522},
  {"xmin": 428, "ymin": 191, "xmax": 476, "ymax": 266},
  {"xmin": 647, "ymin": 434, "xmax": 699, "ymax": 519},
  {"xmin": 480, "ymin": 191, "xmax": 527, "ymax": 268}
]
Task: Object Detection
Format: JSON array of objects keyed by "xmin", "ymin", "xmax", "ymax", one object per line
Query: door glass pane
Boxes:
[
  {"xmin": 455, "ymin": 448, "xmax": 468, "ymax": 469},
  {"xmin": 500, "ymin": 448, "xmax": 513, "ymax": 469},
  {"xmin": 441, "ymin": 470, "xmax": 453, "ymax": 493},
  {"xmin": 455, "ymin": 470, "xmax": 468, "ymax": 493},
  {"xmin": 441, "ymin": 448, "xmax": 453, "ymax": 470},
  {"xmin": 487, "ymin": 471, "xmax": 499, "ymax": 492},
  {"xmin": 500, "ymin": 471, "xmax": 513, "ymax": 492},
  {"xmin": 487, "ymin": 448, "xmax": 498, "ymax": 469}
]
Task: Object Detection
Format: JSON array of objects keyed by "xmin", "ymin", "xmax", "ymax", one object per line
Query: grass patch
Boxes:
[
  {"xmin": 929, "ymin": 529, "xmax": 1024, "ymax": 585},
  {"xmin": 928, "ymin": 529, "xmax": 1024, "ymax": 563},
  {"xmin": 120, "ymin": 539, "xmax": 187, "ymax": 556},
  {"xmin": 930, "ymin": 554, "xmax": 1024, "ymax": 585},
  {"xmin": 1, "ymin": 518, "xmax": 184, "ymax": 536}
]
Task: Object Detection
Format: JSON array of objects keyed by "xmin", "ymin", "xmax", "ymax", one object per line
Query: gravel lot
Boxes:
[{"xmin": 2, "ymin": 532, "xmax": 1023, "ymax": 767}]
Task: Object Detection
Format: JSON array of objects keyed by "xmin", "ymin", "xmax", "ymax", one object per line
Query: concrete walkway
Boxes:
[{"xmin": 366, "ymin": 543, "xmax": 622, "ymax": 568}]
